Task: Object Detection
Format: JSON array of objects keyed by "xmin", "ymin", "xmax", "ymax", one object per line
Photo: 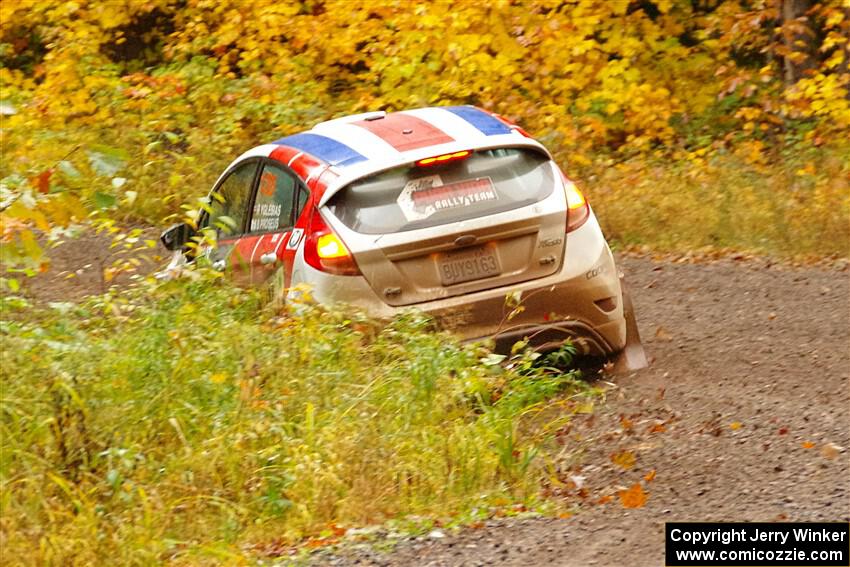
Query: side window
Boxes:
[
  {"xmin": 295, "ymin": 185, "xmax": 310, "ymax": 220},
  {"xmin": 248, "ymin": 164, "xmax": 298, "ymax": 233},
  {"xmin": 209, "ymin": 161, "xmax": 258, "ymax": 236}
]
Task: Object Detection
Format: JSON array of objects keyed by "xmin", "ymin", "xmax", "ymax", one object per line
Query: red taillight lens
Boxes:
[
  {"xmin": 563, "ymin": 178, "xmax": 590, "ymax": 233},
  {"xmin": 303, "ymin": 208, "xmax": 361, "ymax": 276},
  {"xmin": 416, "ymin": 150, "xmax": 472, "ymax": 167}
]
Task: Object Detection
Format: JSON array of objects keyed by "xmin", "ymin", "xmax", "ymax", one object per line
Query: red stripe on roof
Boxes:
[
  {"xmin": 269, "ymin": 145, "xmax": 304, "ymax": 167},
  {"xmin": 270, "ymin": 145, "xmax": 332, "ymax": 201},
  {"xmin": 270, "ymin": 146, "xmax": 326, "ymax": 185},
  {"xmin": 351, "ymin": 113, "xmax": 454, "ymax": 152}
]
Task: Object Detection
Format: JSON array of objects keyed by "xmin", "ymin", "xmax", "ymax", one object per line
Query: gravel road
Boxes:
[
  {"xmin": 15, "ymin": 237, "xmax": 850, "ymax": 567},
  {"xmin": 316, "ymin": 255, "xmax": 850, "ymax": 567}
]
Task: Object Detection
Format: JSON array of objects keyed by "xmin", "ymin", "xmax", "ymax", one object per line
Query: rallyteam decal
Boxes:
[{"xmin": 397, "ymin": 175, "xmax": 498, "ymax": 221}]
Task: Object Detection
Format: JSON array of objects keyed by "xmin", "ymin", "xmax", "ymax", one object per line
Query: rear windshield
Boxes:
[{"xmin": 326, "ymin": 148, "xmax": 555, "ymax": 234}]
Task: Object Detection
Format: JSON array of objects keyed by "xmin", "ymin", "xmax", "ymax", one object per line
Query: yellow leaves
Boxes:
[
  {"xmin": 611, "ymin": 450, "xmax": 637, "ymax": 469},
  {"xmin": 17, "ymin": 229, "xmax": 43, "ymax": 262},
  {"xmin": 824, "ymin": 8, "xmax": 845, "ymax": 28},
  {"xmin": 729, "ymin": 421, "xmax": 743, "ymax": 431},
  {"xmin": 4, "ymin": 202, "xmax": 50, "ymax": 232},
  {"xmin": 655, "ymin": 0, "xmax": 673, "ymax": 13},
  {"xmin": 796, "ymin": 162, "xmax": 816, "ymax": 177}
]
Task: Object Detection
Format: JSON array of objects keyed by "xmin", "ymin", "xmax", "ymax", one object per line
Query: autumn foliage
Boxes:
[{"xmin": 1, "ymin": 0, "xmax": 849, "ymax": 274}]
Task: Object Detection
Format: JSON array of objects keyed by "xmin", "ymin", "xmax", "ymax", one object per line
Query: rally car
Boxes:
[{"xmin": 161, "ymin": 106, "xmax": 646, "ymax": 370}]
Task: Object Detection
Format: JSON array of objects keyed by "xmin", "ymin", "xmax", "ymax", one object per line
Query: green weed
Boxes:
[{"xmin": 0, "ymin": 272, "xmax": 591, "ymax": 565}]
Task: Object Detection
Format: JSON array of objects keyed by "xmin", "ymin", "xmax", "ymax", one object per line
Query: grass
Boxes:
[
  {"xmin": 581, "ymin": 143, "xmax": 850, "ymax": 259},
  {"xmin": 0, "ymin": 271, "xmax": 595, "ymax": 565}
]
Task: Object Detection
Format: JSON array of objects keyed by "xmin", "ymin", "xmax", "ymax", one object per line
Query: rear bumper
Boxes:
[{"xmin": 292, "ymin": 212, "xmax": 627, "ymax": 355}]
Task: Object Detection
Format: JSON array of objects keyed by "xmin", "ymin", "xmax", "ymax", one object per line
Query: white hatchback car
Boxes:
[{"xmin": 161, "ymin": 106, "xmax": 646, "ymax": 369}]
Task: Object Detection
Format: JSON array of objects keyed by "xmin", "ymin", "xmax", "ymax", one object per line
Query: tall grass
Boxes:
[
  {"xmin": 0, "ymin": 273, "xmax": 591, "ymax": 565},
  {"xmin": 582, "ymin": 143, "xmax": 850, "ymax": 258}
]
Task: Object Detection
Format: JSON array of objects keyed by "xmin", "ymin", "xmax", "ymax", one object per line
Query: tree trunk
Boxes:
[{"xmin": 781, "ymin": 0, "xmax": 814, "ymax": 85}]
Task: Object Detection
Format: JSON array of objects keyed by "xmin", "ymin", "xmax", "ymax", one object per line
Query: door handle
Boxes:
[
  {"xmin": 212, "ymin": 259, "xmax": 227, "ymax": 271},
  {"xmin": 260, "ymin": 252, "xmax": 278, "ymax": 265}
]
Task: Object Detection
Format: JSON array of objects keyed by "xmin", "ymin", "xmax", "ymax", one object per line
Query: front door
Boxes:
[
  {"xmin": 242, "ymin": 161, "xmax": 311, "ymax": 289},
  {"xmin": 204, "ymin": 159, "xmax": 259, "ymax": 286}
]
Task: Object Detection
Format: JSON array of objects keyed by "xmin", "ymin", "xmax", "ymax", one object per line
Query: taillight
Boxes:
[
  {"xmin": 563, "ymin": 176, "xmax": 590, "ymax": 233},
  {"xmin": 303, "ymin": 208, "xmax": 361, "ymax": 276}
]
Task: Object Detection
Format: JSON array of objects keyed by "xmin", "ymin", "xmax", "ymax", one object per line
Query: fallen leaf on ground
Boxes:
[
  {"xmin": 649, "ymin": 422, "xmax": 666, "ymax": 434},
  {"xmin": 654, "ymin": 326, "xmax": 673, "ymax": 341},
  {"xmin": 778, "ymin": 427, "xmax": 789, "ymax": 435},
  {"xmin": 611, "ymin": 450, "xmax": 637, "ymax": 469},
  {"xmin": 801, "ymin": 441, "xmax": 815, "ymax": 449},
  {"xmin": 730, "ymin": 421, "xmax": 743, "ymax": 430},
  {"xmin": 821, "ymin": 443, "xmax": 844, "ymax": 460},
  {"xmin": 619, "ymin": 483, "xmax": 648, "ymax": 508},
  {"xmin": 644, "ymin": 470, "xmax": 657, "ymax": 482},
  {"xmin": 568, "ymin": 474, "xmax": 586, "ymax": 490}
]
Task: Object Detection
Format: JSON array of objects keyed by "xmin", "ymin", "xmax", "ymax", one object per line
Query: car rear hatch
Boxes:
[{"xmin": 324, "ymin": 147, "xmax": 567, "ymax": 306}]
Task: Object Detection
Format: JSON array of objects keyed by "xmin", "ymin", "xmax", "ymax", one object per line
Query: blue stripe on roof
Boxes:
[
  {"xmin": 443, "ymin": 106, "xmax": 513, "ymax": 136},
  {"xmin": 272, "ymin": 132, "xmax": 367, "ymax": 166}
]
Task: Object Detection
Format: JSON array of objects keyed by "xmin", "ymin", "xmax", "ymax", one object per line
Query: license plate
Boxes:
[{"xmin": 438, "ymin": 245, "xmax": 501, "ymax": 285}]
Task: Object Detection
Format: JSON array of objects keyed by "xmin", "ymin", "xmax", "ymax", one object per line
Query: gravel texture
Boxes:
[
  {"xmin": 312, "ymin": 255, "xmax": 850, "ymax": 567},
  {"xmin": 15, "ymin": 238, "xmax": 849, "ymax": 567}
]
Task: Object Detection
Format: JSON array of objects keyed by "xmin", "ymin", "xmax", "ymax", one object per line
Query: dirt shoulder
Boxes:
[
  {"xmin": 8, "ymin": 235, "xmax": 849, "ymax": 566},
  {"xmin": 317, "ymin": 255, "xmax": 850, "ymax": 567}
]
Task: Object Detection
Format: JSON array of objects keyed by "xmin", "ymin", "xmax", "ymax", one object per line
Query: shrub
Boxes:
[{"xmin": 0, "ymin": 273, "xmax": 591, "ymax": 564}]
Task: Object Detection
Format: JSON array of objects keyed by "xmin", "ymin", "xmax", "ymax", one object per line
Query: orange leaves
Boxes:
[
  {"xmin": 618, "ymin": 483, "xmax": 648, "ymax": 509},
  {"xmin": 801, "ymin": 441, "xmax": 816, "ymax": 449},
  {"xmin": 32, "ymin": 169, "xmax": 53, "ymax": 194}
]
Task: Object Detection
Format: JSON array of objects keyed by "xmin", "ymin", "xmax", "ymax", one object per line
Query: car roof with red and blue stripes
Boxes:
[{"xmin": 236, "ymin": 105, "xmax": 548, "ymax": 205}]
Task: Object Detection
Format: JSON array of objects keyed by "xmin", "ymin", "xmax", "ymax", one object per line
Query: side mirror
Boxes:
[{"xmin": 160, "ymin": 223, "xmax": 194, "ymax": 251}]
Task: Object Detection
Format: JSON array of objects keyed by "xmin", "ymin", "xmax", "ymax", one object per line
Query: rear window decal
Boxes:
[{"xmin": 397, "ymin": 175, "xmax": 497, "ymax": 221}]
